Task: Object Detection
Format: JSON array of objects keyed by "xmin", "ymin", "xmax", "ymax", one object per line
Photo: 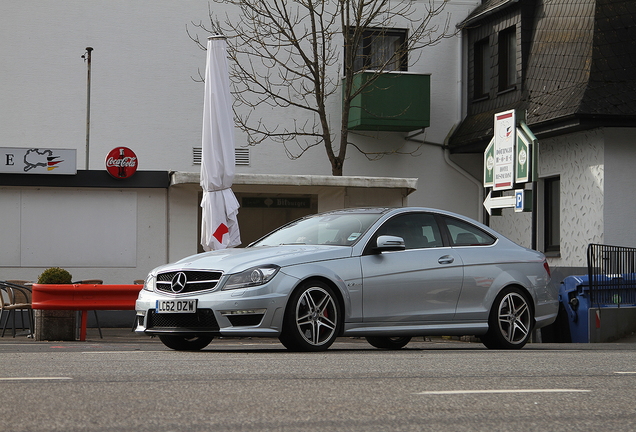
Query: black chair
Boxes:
[{"xmin": 0, "ymin": 281, "xmax": 33, "ymax": 338}]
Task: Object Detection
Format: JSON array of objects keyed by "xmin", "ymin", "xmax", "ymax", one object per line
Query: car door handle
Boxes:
[{"xmin": 438, "ymin": 255, "xmax": 454, "ymax": 264}]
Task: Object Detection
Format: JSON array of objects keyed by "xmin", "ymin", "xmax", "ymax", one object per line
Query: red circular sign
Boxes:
[{"xmin": 105, "ymin": 147, "xmax": 138, "ymax": 179}]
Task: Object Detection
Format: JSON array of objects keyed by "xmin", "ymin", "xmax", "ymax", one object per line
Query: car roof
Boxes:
[{"xmin": 316, "ymin": 207, "xmax": 502, "ymax": 238}]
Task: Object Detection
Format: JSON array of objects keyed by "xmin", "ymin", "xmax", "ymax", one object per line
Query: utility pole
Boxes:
[{"xmin": 82, "ymin": 47, "xmax": 93, "ymax": 170}]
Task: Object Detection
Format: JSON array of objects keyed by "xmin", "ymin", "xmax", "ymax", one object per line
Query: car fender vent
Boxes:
[{"xmin": 226, "ymin": 314, "xmax": 264, "ymax": 327}]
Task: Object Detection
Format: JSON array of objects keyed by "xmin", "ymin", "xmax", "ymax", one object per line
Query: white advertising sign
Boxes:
[
  {"xmin": 493, "ymin": 110, "xmax": 515, "ymax": 191},
  {"xmin": 1, "ymin": 148, "xmax": 77, "ymax": 175}
]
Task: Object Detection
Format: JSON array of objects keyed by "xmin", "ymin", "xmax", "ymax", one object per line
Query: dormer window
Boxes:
[
  {"xmin": 474, "ymin": 37, "xmax": 490, "ymax": 99},
  {"xmin": 498, "ymin": 27, "xmax": 517, "ymax": 91}
]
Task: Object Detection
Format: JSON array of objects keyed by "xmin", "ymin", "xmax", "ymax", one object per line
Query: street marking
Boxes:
[
  {"xmin": 614, "ymin": 372, "xmax": 636, "ymax": 374},
  {"xmin": 416, "ymin": 389, "xmax": 590, "ymax": 395},
  {"xmin": 0, "ymin": 377, "xmax": 72, "ymax": 381},
  {"xmin": 82, "ymin": 351, "xmax": 160, "ymax": 354}
]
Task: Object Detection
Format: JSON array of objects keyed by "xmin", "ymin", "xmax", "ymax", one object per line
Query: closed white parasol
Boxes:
[{"xmin": 200, "ymin": 35, "xmax": 241, "ymax": 251}]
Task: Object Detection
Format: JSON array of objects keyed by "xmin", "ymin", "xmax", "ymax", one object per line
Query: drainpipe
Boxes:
[
  {"xmin": 405, "ymin": 31, "xmax": 484, "ymax": 222},
  {"xmin": 405, "ymin": 126, "xmax": 484, "ymax": 223},
  {"xmin": 447, "ymin": 30, "xmax": 484, "ymax": 222},
  {"xmin": 442, "ymin": 126, "xmax": 484, "ymax": 223}
]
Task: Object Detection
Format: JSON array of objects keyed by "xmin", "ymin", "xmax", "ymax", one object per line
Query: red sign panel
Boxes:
[{"xmin": 105, "ymin": 147, "xmax": 138, "ymax": 179}]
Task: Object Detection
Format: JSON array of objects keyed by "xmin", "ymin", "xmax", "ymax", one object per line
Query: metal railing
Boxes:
[{"xmin": 587, "ymin": 244, "xmax": 636, "ymax": 307}]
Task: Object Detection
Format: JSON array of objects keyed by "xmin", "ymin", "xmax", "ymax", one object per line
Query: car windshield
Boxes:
[{"xmin": 251, "ymin": 211, "xmax": 383, "ymax": 247}]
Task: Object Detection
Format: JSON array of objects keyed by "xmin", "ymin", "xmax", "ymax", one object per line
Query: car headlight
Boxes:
[
  {"xmin": 223, "ymin": 266, "xmax": 280, "ymax": 290},
  {"xmin": 142, "ymin": 273, "xmax": 156, "ymax": 292}
]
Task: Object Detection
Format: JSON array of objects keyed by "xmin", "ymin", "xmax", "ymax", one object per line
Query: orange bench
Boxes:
[{"xmin": 31, "ymin": 284, "xmax": 142, "ymax": 341}]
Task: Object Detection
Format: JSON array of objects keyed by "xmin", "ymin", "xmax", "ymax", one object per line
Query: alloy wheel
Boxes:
[
  {"xmin": 295, "ymin": 286, "xmax": 338, "ymax": 347},
  {"xmin": 497, "ymin": 292, "xmax": 531, "ymax": 345}
]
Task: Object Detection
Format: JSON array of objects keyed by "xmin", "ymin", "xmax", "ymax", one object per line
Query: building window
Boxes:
[
  {"xmin": 498, "ymin": 27, "xmax": 516, "ymax": 91},
  {"xmin": 348, "ymin": 28, "xmax": 408, "ymax": 72},
  {"xmin": 474, "ymin": 37, "xmax": 490, "ymax": 99},
  {"xmin": 544, "ymin": 176, "xmax": 560, "ymax": 254}
]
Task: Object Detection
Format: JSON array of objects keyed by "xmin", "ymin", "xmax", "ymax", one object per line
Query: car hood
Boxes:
[{"xmin": 155, "ymin": 245, "xmax": 353, "ymax": 275}]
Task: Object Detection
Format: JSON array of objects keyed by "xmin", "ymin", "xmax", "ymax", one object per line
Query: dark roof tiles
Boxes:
[{"xmin": 450, "ymin": 0, "xmax": 636, "ymax": 152}]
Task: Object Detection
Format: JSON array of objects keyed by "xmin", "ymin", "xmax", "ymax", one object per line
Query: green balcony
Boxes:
[{"xmin": 346, "ymin": 72, "xmax": 431, "ymax": 132}]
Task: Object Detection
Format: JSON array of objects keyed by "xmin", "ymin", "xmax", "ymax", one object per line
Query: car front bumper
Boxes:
[{"xmin": 134, "ymin": 273, "xmax": 297, "ymax": 337}]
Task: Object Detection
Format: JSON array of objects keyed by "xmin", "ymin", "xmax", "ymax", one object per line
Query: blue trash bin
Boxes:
[
  {"xmin": 559, "ymin": 274, "xmax": 636, "ymax": 343},
  {"xmin": 559, "ymin": 275, "xmax": 592, "ymax": 343}
]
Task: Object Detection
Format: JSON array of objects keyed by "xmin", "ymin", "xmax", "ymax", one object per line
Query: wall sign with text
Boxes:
[
  {"xmin": 242, "ymin": 197, "xmax": 311, "ymax": 208},
  {"xmin": 493, "ymin": 110, "xmax": 515, "ymax": 191},
  {"xmin": 1, "ymin": 147, "xmax": 77, "ymax": 175}
]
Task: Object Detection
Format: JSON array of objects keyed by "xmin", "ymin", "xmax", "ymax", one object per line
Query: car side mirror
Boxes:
[{"xmin": 374, "ymin": 235, "xmax": 406, "ymax": 253}]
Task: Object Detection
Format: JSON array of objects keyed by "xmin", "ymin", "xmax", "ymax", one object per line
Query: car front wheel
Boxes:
[
  {"xmin": 158, "ymin": 335, "xmax": 214, "ymax": 351},
  {"xmin": 279, "ymin": 281, "xmax": 341, "ymax": 352},
  {"xmin": 366, "ymin": 336, "xmax": 411, "ymax": 350},
  {"xmin": 481, "ymin": 287, "xmax": 533, "ymax": 349}
]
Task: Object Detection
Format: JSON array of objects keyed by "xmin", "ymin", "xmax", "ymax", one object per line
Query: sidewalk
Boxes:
[
  {"xmin": 2, "ymin": 328, "xmax": 636, "ymax": 344},
  {"xmin": 0, "ymin": 327, "xmax": 156, "ymax": 344}
]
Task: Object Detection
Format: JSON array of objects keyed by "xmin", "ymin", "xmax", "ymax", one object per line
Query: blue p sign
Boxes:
[{"xmin": 515, "ymin": 190, "xmax": 524, "ymax": 212}]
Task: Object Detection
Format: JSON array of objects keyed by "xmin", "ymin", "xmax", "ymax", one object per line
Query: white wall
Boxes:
[
  {"xmin": 167, "ymin": 185, "xmax": 200, "ymax": 263},
  {"xmin": 0, "ymin": 1, "xmax": 484, "ymax": 283},
  {"xmin": 0, "ymin": 1, "xmax": 482, "ymax": 219},
  {"xmin": 0, "ymin": 187, "xmax": 167, "ymax": 284},
  {"xmin": 490, "ymin": 129, "xmax": 605, "ymax": 268},
  {"xmin": 604, "ymin": 128, "xmax": 636, "ymax": 248},
  {"xmin": 0, "ymin": 1, "xmax": 208, "ymax": 172}
]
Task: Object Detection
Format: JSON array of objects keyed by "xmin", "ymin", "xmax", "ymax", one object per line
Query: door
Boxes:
[{"xmin": 360, "ymin": 212, "xmax": 464, "ymax": 322}]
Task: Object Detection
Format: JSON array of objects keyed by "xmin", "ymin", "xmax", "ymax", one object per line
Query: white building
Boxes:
[{"xmin": 0, "ymin": 1, "xmax": 481, "ymax": 284}]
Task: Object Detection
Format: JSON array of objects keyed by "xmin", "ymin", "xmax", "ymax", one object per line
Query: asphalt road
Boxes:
[{"xmin": 1, "ymin": 332, "xmax": 635, "ymax": 431}]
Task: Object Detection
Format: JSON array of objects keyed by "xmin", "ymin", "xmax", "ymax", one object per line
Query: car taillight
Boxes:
[{"xmin": 543, "ymin": 259, "xmax": 551, "ymax": 279}]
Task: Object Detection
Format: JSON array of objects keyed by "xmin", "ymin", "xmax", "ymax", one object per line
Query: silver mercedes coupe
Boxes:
[{"xmin": 135, "ymin": 207, "xmax": 558, "ymax": 351}]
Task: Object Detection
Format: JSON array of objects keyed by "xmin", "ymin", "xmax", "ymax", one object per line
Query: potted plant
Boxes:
[
  {"xmin": 37, "ymin": 267, "xmax": 73, "ymax": 284},
  {"xmin": 33, "ymin": 267, "xmax": 76, "ymax": 341}
]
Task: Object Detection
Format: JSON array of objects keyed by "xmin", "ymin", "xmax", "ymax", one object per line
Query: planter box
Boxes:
[{"xmin": 34, "ymin": 309, "xmax": 76, "ymax": 341}]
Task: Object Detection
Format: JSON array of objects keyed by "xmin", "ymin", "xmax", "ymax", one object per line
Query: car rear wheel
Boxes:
[
  {"xmin": 158, "ymin": 335, "xmax": 213, "ymax": 351},
  {"xmin": 279, "ymin": 281, "xmax": 341, "ymax": 352},
  {"xmin": 365, "ymin": 336, "xmax": 411, "ymax": 350},
  {"xmin": 481, "ymin": 287, "xmax": 533, "ymax": 349}
]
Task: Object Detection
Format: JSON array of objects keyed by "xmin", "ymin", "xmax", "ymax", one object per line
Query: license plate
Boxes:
[{"xmin": 155, "ymin": 299, "xmax": 197, "ymax": 314}]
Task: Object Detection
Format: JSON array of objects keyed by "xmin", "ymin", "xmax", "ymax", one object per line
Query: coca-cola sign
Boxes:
[{"xmin": 105, "ymin": 147, "xmax": 138, "ymax": 179}]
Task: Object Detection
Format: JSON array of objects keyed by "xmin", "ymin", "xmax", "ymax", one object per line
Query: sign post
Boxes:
[
  {"xmin": 483, "ymin": 110, "xmax": 539, "ymax": 252},
  {"xmin": 483, "ymin": 110, "xmax": 538, "ymax": 216}
]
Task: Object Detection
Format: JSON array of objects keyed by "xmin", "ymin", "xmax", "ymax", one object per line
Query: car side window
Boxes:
[
  {"xmin": 443, "ymin": 217, "xmax": 495, "ymax": 246},
  {"xmin": 375, "ymin": 213, "xmax": 443, "ymax": 250}
]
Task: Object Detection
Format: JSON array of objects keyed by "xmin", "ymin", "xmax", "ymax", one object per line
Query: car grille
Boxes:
[
  {"xmin": 156, "ymin": 270, "xmax": 222, "ymax": 294},
  {"xmin": 147, "ymin": 309, "xmax": 219, "ymax": 330}
]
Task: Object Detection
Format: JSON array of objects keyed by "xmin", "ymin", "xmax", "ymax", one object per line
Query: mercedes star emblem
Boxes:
[{"xmin": 171, "ymin": 272, "xmax": 187, "ymax": 293}]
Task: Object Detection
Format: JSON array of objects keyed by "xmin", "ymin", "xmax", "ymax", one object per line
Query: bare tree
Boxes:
[{"xmin": 188, "ymin": 0, "xmax": 453, "ymax": 176}]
